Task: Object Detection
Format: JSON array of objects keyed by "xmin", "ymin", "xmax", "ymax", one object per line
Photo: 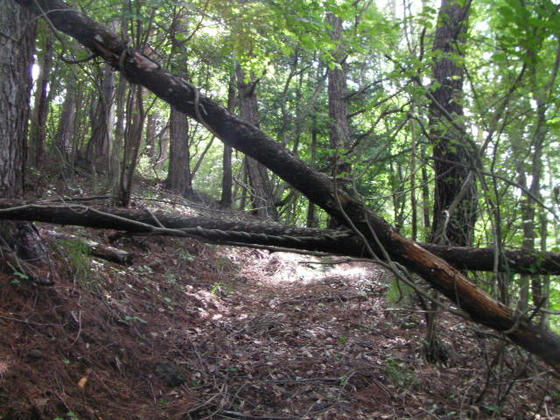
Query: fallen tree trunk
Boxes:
[
  {"xmin": 14, "ymin": 0, "xmax": 560, "ymax": 371},
  {"xmin": 1, "ymin": 200, "xmax": 559, "ymax": 275},
  {"xmin": 40, "ymin": 229, "xmax": 133, "ymax": 265}
]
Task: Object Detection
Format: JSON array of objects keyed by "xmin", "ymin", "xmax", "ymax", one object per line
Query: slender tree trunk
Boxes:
[
  {"xmin": 306, "ymin": 117, "xmax": 319, "ymax": 228},
  {"xmin": 165, "ymin": 108, "xmax": 192, "ymax": 195},
  {"xmin": 220, "ymin": 74, "xmax": 236, "ymax": 208},
  {"xmin": 157, "ymin": 123, "xmax": 170, "ymax": 170},
  {"xmin": 539, "ymin": 209, "xmax": 550, "ymax": 327},
  {"xmin": 390, "ymin": 161, "xmax": 406, "ymax": 231},
  {"xmin": 410, "ymin": 106, "xmax": 418, "ymax": 241},
  {"xmin": 236, "ymin": 64, "xmax": 278, "ymax": 219},
  {"xmin": 327, "ymin": 12, "xmax": 351, "ymax": 168},
  {"xmin": 221, "ymin": 143, "xmax": 233, "ymax": 208},
  {"xmin": 164, "ymin": 11, "xmax": 193, "ymax": 197},
  {"xmin": 326, "ymin": 12, "xmax": 352, "ymax": 228},
  {"xmin": 145, "ymin": 113, "xmax": 155, "ymax": 159},
  {"xmin": 85, "ymin": 64, "xmax": 115, "ymax": 173},
  {"xmin": 53, "ymin": 83, "xmax": 77, "ymax": 166},
  {"xmin": 117, "ymin": 85, "xmax": 145, "ymax": 206},
  {"xmin": 421, "ymin": 144, "xmax": 431, "ymax": 235},
  {"xmin": 108, "ymin": 74, "xmax": 126, "ymax": 196},
  {"xmin": 30, "ymin": 26, "xmax": 53, "ymax": 168}
]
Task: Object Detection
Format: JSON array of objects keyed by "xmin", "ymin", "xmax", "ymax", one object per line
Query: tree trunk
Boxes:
[
  {"xmin": 145, "ymin": 113, "xmax": 156, "ymax": 160},
  {"xmin": 117, "ymin": 85, "xmax": 145, "ymax": 206},
  {"xmin": 220, "ymin": 74, "xmax": 236, "ymax": 209},
  {"xmin": 327, "ymin": 12, "xmax": 352, "ymax": 177},
  {"xmin": 421, "ymin": 144, "xmax": 431, "ymax": 234},
  {"xmin": 0, "ymin": 3, "xmax": 34, "ymax": 198},
  {"xmin": 306, "ymin": 117, "xmax": 320, "ymax": 228},
  {"xmin": 2, "ymin": 199, "xmax": 560, "ymax": 276},
  {"xmin": 109, "ymin": 74, "xmax": 127, "ymax": 195},
  {"xmin": 53, "ymin": 87, "xmax": 77, "ymax": 165},
  {"xmin": 327, "ymin": 12, "xmax": 352, "ymax": 227},
  {"xmin": 236, "ymin": 64, "xmax": 278, "ymax": 219},
  {"xmin": 539, "ymin": 209, "xmax": 550, "ymax": 327},
  {"xmin": 30, "ymin": 26, "xmax": 53, "ymax": 168},
  {"xmin": 15, "ymin": 0, "xmax": 560, "ymax": 371},
  {"xmin": 424, "ymin": 0, "xmax": 476, "ymax": 363},
  {"xmin": 513, "ymin": 39, "xmax": 560, "ymax": 312},
  {"xmin": 164, "ymin": 12, "xmax": 193, "ymax": 197},
  {"xmin": 85, "ymin": 64, "xmax": 115, "ymax": 173},
  {"xmin": 410, "ymin": 105, "xmax": 418, "ymax": 241},
  {"xmin": 165, "ymin": 108, "xmax": 192, "ymax": 195},
  {"xmin": 0, "ymin": 1, "xmax": 47, "ymax": 280},
  {"xmin": 157, "ymin": 123, "xmax": 170, "ymax": 170},
  {"xmin": 429, "ymin": 0, "xmax": 477, "ymax": 247}
]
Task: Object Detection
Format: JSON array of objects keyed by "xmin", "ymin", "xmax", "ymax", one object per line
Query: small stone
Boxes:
[{"xmin": 28, "ymin": 349, "xmax": 44, "ymax": 360}]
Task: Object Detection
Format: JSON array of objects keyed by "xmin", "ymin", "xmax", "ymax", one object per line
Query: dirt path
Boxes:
[{"xmin": 0, "ymin": 234, "xmax": 556, "ymax": 419}]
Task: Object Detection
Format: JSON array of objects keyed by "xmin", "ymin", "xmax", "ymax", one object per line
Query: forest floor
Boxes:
[{"xmin": 0, "ymin": 178, "xmax": 559, "ymax": 419}]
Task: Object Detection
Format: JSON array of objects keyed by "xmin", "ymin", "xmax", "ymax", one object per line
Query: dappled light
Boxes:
[{"xmin": 1, "ymin": 0, "xmax": 560, "ymax": 417}]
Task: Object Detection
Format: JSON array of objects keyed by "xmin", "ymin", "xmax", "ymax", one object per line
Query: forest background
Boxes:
[
  {"xmin": 2, "ymin": 0, "xmax": 560, "ymax": 415},
  {"xmin": 9, "ymin": 0, "xmax": 559, "ymax": 323}
]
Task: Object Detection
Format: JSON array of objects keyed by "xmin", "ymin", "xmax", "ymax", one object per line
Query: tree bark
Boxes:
[
  {"xmin": 164, "ymin": 12, "xmax": 192, "ymax": 197},
  {"xmin": 14, "ymin": 0, "xmax": 560, "ymax": 371},
  {"xmin": 327, "ymin": 12, "xmax": 352, "ymax": 177},
  {"xmin": 429, "ymin": 0, "xmax": 477, "ymax": 247},
  {"xmin": 327, "ymin": 12, "xmax": 352, "ymax": 227},
  {"xmin": 41, "ymin": 229, "xmax": 132, "ymax": 265},
  {"xmin": 0, "ymin": 3, "xmax": 34, "ymax": 198},
  {"xmin": 236, "ymin": 64, "xmax": 278, "ymax": 219},
  {"xmin": 306, "ymin": 116, "xmax": 320, "ymax": 228},
  {"xmin": 1, "ymin": 199, "xmax": 560, "ymax": 276},
  {"xmin": 85, "ymin": 64, "xmax": 115, "ymax": 172},
  {"xmin": 117, "ymin": 84, "xmax": 144, "ymax": 206},
  {"xmin": 424, "ymin": 0, "xmax": 477, "ymax": 363},
  {"xmin": 0, "ymin": 1, "xmax": 47, "ymax": 280},
  {"xmin": 54, "ymin": 83, "xmax": 77, "ymax": 164},
  {"xmin": 165, "ymin": 108, "xmax": 192, "ymax": 195},
  {"xmin": 30, "ymin": 26, "xmax": 53, "ymax": 167},
  {"xmin": 220, "ymin": 74, "xmax": 236, "ymax": 209}
]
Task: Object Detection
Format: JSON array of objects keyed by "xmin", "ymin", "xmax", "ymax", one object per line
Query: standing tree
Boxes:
[
  {"xmin": 236, "ymin": 64, "xmax": 278, "ymax": 219},
  {"xmin": 428, "ymin": 0, "xmax": 477, "ymax": 246},
  {"xmin": 85, "ymin": 63, "xmax": 115, "ymax": 173},
  {"xmin": 220, "ymin": 74, "xmax": 236, "ymax": 208},
  {"xmin": 165, "ymin": 8, "xmax": 193, "ymax": 197},
  {"xmin": 29, "ymin": 24, "xmax": 54, "ymax": 168},
  {"xmin": 0, "ymin": 0, "xmax": 47, "ymax": 279},
  {"xmin": 420, "ymin": 0, "xmax": 477, "ymax": 363}
]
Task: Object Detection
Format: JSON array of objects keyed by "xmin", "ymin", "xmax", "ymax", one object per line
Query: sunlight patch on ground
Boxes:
[
  {"xmin": 0, "ymin": 359, "xmax": 11, "ymax": 378},
  {"xmin": 264, "ymin": 252, "xmax": 378, "ymax": 286}
]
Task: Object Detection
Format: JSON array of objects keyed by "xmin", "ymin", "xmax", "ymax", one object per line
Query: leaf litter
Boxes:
[{"xmin": 0, "ymin": 196, "xmax": 558, "ymax": 419}]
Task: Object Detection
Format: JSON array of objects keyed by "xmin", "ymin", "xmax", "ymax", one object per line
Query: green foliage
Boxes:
[
  {"xmin": 122, "ymin": 315, "xmax": 148, "ymax": 324},
  {"xmin": 54, "ymin": 410, "xmax": 80, "ymax": 420},
  {"xmin": 211, "ymin": 281, "xmax": 234, "ymax": 298},
  {"xmin": 385, "ymin": 278, "xmax": 415, "ymax": 308},
  {"xmin": 57, "ymin": 239, "xmax": 96, "ymax": 288},
  {"xmin": 384, "ymin": 356, "xmax": 418, "ymax": 389},
  {"xmin": 11, "ymin": 271, "xmax": 29, "ymax": 287},
  {"xmin": 32, "ymin": 0, "xmax": 560, "ymax": 320}
]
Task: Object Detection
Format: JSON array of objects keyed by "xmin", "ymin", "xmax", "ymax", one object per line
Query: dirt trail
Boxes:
[{"xmin": 0, "ymin": 231, "xmax": 557, "ymax": 419}]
